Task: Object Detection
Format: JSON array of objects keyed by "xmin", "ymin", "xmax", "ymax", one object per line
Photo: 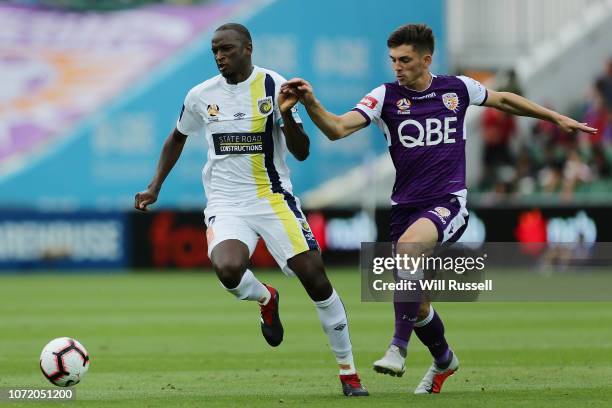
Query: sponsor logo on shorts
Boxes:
[
  {"xmin": 428, "ymin": 206, "xmax": 452, "ymax": 225},
  {"xmin": 257, "ymin": 96, "xmax": 273, "ymax": 115},
  {"xmin": 358, "ymin": 95, "xmax": 378, "ymax": 110},
  {"xmin": 212, "ymin": 132, "xmax": 264, "ymax": 155},
  {"xmin": 234, "ymin": 112, "xmax": 246, "ymax": 118},
  {"xmin": 442, "ymin": 93, "xmax": 459, "ymax": 112},
  {"xmin": 298, "ymin": 218, "xmax": 311, "ymax": 232}
]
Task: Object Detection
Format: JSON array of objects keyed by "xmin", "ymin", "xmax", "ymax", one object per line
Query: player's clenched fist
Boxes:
[
  {"xmin": 134, "ymin": 189, "xmax": 158, "ymax": 211},
  {"xmin": 277, "ymin": 87, "xmax": 300, "ymax": 113},
  {"xmin": 281, "ymin": 78, "xmax": 316, "ymax": 105}
]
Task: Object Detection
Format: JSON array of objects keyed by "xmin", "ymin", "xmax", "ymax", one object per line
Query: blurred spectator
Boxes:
[
  {"xmin": 597, "ymin": 57, "xmax": 612, "ymax": 144},
  {"xmin": 581, "ymin": 78, "xmax": 609, "ymax": 145},
  {"xmin": 500, "ymin": 69, "xmax": 523, "ymax": 96},
  {"xmin": 590, "ymin": 144, "xmax": 611, "ymax": 179},
  {"xmin": 513, "ymin": 147, "xmax": 536, "ymax": 194},
  {"xmin": 479, "ymin": 69, "xmax": 523, "ymax": 191},
  {"xmin": 480, "ymin": 107, "xmax": 516, "ymax": 188},
  {"xmin": 599, "ymin": 58, "xmax": 612, "ymax": 112},
  {"xmin": 561, "ymin": 147, "xmax": 592, "ymax": 199},
  {"xmin": 537, "ymin": 144, "xmax": 563, "ymax": 194}
]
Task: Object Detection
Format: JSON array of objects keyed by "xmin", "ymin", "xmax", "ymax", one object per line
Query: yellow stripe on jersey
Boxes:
[
  {"xmin": 249, "ymin": 73, "xmax": 306, "ymax": 254},
  {"xmin": 249, "ymin": 72, "xmax": 267, "ymax": 133},
  {"xmin": 250, "ymin": 72, "xmax": 272, "ymax": 198},
  {"xmin": 268, "ymin": 193, "xmax": 309, "ymax": 255}
]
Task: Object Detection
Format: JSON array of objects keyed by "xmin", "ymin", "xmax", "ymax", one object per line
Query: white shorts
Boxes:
[{"xmin": 204, "ymin": 193, "xmax": 319, "ymax": 276}]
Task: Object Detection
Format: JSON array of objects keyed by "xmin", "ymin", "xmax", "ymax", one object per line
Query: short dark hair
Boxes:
[
  {"xmin": 387, "ymin": 24, "xmax": 434, "ymax": 55},
  {"xmin": 215, "ymin": 23, "xmax": 252, "ymax": 45}
]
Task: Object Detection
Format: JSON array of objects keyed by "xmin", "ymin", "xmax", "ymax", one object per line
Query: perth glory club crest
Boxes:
[{"xmin": 442, "ymin": 93, "xmax": 459, "ymax": 112}]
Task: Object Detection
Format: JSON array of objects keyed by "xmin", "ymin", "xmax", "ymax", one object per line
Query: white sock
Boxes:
[
  {"xmin": 314, "ymin": 290, "xmax": 356, "ymax": 375},
  {"xmin": 222, "ymin": 269, "xmax": 270, "ymax": 303}
]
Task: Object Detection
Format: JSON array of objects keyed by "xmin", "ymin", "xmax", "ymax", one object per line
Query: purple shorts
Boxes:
[{"xmin": 390, "ymin": 194, "xmax": 469, "ymax": 243}]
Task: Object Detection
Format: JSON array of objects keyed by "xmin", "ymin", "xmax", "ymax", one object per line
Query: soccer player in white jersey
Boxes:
[
  {"xmin": 281, "ymin": 23, "xmax": 596, "ymax": 395},
  {"xmin": 134, "ymin": 23, "xmax": 368, "ymax": 396}
]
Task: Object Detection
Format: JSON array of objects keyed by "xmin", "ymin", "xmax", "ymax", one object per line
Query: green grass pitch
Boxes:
[{"xmin": 1, "ymin": 269, "xmax": 611, "ymax": 407}]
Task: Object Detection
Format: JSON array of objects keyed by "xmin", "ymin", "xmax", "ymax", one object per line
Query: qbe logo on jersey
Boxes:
[{"xmin": 396, "ymin": 117, "xmax": 458, "ymax": 148}]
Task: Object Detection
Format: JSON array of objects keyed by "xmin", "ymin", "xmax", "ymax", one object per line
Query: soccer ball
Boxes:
[{"xmin": 40, "ymin": 337, "xmax": 90, "ymax": 387}]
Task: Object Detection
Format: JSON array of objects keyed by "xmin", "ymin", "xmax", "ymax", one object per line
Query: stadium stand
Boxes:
[{"xmin": 476, "ymin": 61, "xmax": 612, "ymax": 202}]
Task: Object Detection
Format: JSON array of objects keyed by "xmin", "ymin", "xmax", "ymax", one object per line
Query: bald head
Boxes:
[{"xmin": 215, "ymin": 23, "xmax": 252, "ymax": 47}]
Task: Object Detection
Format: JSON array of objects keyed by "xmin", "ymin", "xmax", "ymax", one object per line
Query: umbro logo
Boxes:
[
  {"xmin": 234, "ymin": 112, "xmax": 246, "ymax": 118},
  {"xmin": 334, "ymin": 323, "xmax": 347, "ymax": 331},
  {"xmin": 412, "ymin": 92, "xmax": 436, "ymax": 100}
]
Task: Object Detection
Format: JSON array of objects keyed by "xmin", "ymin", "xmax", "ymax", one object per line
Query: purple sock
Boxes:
[
  {"xmin": 391, "ymin": 298, "xmax": 420, "ymax": 350},
  {"xmin": 414, "ymin": 308, "xmax": 450, "ymax": 364}
]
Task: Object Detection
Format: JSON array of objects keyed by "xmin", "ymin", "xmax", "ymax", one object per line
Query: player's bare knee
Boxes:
[
  {"xmin": 308, "ymin": 276, "xmax": 333, "ymax": 301},
  {"xmin": 397, "ymin": 219, "xmax": 438, "ymax": 257},
  {"xmin": 396, "ymin": 236, "xmax": 434, "ymax": 260},
  {"xmin": 212, "ymin": 257, "xmax": 248, "ymax": 288},
  {"xmin": 296, "ymin": 264, "xmax": 332, "ymax": 301},
  {"xmin": 398, "ymin": 230, "xmax": 420, "ymax": 244}
]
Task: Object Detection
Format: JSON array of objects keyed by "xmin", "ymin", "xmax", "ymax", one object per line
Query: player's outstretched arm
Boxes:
[
  {"xmin": 134, "ymin": 128, "xmax": 187, "ymax": 211},
  {"xmin": 281, "ymin": 78, "xmax": 368, "ymax": 140},
  {"xmin": 484, "ymin": 90, "xmax": 597, "ymax": 134}
]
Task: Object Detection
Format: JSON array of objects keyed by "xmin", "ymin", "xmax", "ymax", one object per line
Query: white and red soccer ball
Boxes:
[{"xmin": 40, "ymin": 337, "xmax": 90, "ymax": 387}]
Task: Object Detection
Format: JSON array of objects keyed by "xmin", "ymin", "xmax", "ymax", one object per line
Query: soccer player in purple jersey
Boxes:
[{"xmin": 281, "ymin": 23, "xmax": 596, "ymax": 394}]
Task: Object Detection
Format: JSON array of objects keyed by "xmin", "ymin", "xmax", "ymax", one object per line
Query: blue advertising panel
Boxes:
[
  {"xmin": 0, "ymin": 0, "xmax": 446, "ymax": 209},
  {"xmin": 0, "ymin": 212, "xmax": 128, "ymax": 270}
]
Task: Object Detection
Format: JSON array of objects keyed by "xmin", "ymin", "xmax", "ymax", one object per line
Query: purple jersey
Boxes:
[{"xmin": 353, "ymin": 75, "xmax": 487, "ymax": 205}]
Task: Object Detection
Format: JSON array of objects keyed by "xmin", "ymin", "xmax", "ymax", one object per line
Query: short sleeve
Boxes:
[
  {"xmin": 273, "ymin": 73, "xmax": 302, "ymax": 127},
  {"xmin": 176, "ymin": 90, "xmax": 205, "ymax": 136},
  {"xmin": 457, "ymin": 75, "xmax": 488, "ymax": 106},
  {"xmin": 352, "ymin": 85, "xmax": 386, "ymax": 126}
]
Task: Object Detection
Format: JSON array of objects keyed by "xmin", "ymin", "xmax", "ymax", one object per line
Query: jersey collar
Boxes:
[
  {"xmin": 399, "ymin": 73, "xmax": 436, "ymax": 92},
  {"xmin": 221, "ymin": 65, "xmax": 259, "ymax": 91}
]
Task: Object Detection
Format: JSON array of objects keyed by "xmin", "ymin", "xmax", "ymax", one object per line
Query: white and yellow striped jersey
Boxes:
[{"xmin": 177, "ymin": 66, "xmax": 301, "ymax": 207}]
